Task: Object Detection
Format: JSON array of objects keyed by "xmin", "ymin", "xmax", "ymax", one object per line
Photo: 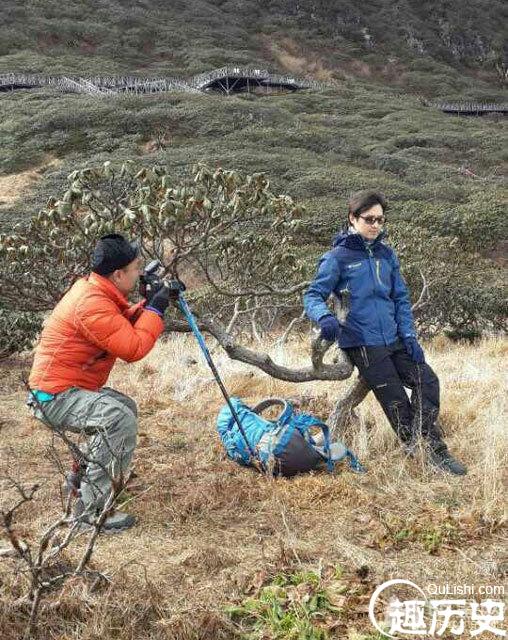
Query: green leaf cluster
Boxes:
[
  {"xmin": 225, "ymin": 568, "xmax": 346, "ymax": 640},
  {"xmin": 0, "ymin": 161, "xmax": 308, "ymax": 355}
]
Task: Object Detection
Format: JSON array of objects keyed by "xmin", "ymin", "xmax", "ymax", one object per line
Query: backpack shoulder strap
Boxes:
[
  {"xmin": 345, "ymin": 449, "xmax": 367, "ymax": 474},
  {"xmin": 294, "ymin": 415, "xmax": 366, "ymax": 474},
  {"xmin": 252, "ymin": 398, "xmax": 293, "ymax": 425}
]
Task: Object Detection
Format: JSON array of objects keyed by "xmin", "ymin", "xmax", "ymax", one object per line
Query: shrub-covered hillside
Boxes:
[
  {"xmin": 0, "ymin": 5, "xmax": 506, "ymax": 637},
  {"xmin": 0, "ymin": 0, "xmax": 506, "ymax": 341},
  {"xmin": 1, "ymin": 0, "xmax": 507, "ymax": 94}
]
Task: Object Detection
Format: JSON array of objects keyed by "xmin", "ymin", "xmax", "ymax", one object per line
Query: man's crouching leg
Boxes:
[
  {"xmin": 32, "ymin": 387, "xmax": 138, "ymax": 533},
  {"xmin": 77, "ymin": 389, "xmax": 138, "ymax": 532}
]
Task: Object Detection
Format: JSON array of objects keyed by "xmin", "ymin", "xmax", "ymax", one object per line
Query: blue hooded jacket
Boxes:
[{"xmin": 303, "ymin": 230, "xmax": 416, "ymax": 348}]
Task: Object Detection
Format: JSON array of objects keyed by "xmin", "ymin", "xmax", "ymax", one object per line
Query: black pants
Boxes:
[{"xmin": 345, "ymin": 340, "xmax": 442, "ymax": 445}]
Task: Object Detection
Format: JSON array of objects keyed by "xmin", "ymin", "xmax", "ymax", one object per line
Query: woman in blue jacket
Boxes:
[{"xmin": 304, "ymin": 190, "xmax": 466, "ymax": 475}]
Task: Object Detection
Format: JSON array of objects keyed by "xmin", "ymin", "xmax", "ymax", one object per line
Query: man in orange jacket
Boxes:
[{"xmin": 28, "ymin": 234, "xmax": 171, "ymax": 533}]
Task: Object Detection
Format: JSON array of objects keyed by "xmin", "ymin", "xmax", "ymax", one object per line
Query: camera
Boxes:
[
  {"xmin": 139, "ymin": 259, "xmax": 163, "ymax": 299},
  {"xmin": 139, "ymin": 259, "xmax": 186, "ymax": 300}
]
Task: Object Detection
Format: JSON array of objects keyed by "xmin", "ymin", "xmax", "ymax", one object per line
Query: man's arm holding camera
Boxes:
[
  {"xmin": 124, "ymin": 300, "xmax": 147, "ymax": 324},
  {"xmin": 74, "ymin": 295, "xmax": 168, "ymax": 363},
  {"xmin": 74, "ymin": 252, "xmax": 188, "ymax": 364},
  {"xmin": 77, "ymin": 265, "xmax": 185, "ymax": 364}
]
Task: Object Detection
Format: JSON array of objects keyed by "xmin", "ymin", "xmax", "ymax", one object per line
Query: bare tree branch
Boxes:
[
  {"xmin": 0, "ymin": 380, "xmax": 137, "ymax": 636},
  {"xmin": 166, "ymin": 314, "xmax": 353, "ymax": 381},
  {"xmin": 226, "ymin": 298, "xmax": 242, "ymax": 334},
  {"xmin": 412, "ymin": 269, "xmax": 432, "ymax": 315},
  {"xmin": 275, "ymin": 309, "xmax": 307, "ymax": 346}
]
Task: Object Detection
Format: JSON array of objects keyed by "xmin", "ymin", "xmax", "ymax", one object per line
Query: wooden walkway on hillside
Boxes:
[
  {"xmin": 2, "ymin": 71, "xmax": 504, "ymax": 114},
  {"xmin": 0, "ymin": 74, "xmax": 113, "ymax": 95},
  {"xmin": 0, "ymin": 67, "xmax": 325, "ymax": 98},
  {"xmin": 435, "ymin": 102, "xmax": 508, "ymax": 115},
  {"xmin": 0, "ymin": 73, "xmax": 198, "ymax": 95},
  {"xmin": 190, "ymin": 66, "xmax": 325, "ymax": 93}
]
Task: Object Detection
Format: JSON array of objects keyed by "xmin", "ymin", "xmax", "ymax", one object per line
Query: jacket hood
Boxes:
[
  {"xmin": 332, "ymin": 229, "xmax": 386, "ymax": 249},
  {"xmin": 332, "ymin": 230, "xmax": 350, "ymax": 247}
]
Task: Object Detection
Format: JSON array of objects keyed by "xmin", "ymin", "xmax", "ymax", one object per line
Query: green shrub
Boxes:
[
  {"xmin": 0, "ymin": 308, "xmax": 43, "ymax": 360},
  {"xmin": 372, "ymin": 154, "xmax": 409, "ymax": 176}
]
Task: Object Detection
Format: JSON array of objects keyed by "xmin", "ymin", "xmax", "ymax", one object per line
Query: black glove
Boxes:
[
  {"xmin": 402, "ymin": 337, "xmax": 425, "ymax": 364},
  {"xmin": 143, "ymin": 278, "xmax": 165, "ymax": 304},
  {"xmin": 167, "ymin": 279, "xmax": 186, "ymax": 299},
  {"xmin": 318, "ymin": 315, "xmax": 341, "ymax": 342},
  {"xmin": 145, "ymin": 285, "xmax": 170, "ymax": 317}
]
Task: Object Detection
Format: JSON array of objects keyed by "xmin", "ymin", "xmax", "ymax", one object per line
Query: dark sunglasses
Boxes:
[{"xmin": 359, "ymin": 215, "xmax": 386, "ymax": 226}]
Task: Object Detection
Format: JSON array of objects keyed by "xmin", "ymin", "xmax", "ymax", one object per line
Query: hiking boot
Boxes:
[
  {"xmin": 73, "ymin": 499, "xmax": 136, "ymax": 534},
  {"xmin": 427, "ymin": 443, "xmax": 467, "ymax": 476}
]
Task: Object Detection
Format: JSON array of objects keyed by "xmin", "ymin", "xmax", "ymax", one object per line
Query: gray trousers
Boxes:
[{"xmin": 30, "ymin": 387, "xmax": 137, "ymax": 510}]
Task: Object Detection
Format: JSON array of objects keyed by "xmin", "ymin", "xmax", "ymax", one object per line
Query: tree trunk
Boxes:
[{"xmin": 327, "ymin": 377, "xmax": 370, "ymax": 441}]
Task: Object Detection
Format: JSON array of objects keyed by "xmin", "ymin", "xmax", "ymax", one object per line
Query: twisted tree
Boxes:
[{"xmin": 0, "ymin": 161, "xmax": 383, "ymax": 435}]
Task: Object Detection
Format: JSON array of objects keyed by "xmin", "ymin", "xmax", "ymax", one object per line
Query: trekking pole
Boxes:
[{"xmin": 176, "ymin": 293, "xmax": 265, "ymax": 472}]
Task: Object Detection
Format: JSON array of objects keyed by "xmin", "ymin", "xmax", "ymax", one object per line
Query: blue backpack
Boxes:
[{"xmin": 216, "ymin": 397, "xmax": 365, "ymax": 477}]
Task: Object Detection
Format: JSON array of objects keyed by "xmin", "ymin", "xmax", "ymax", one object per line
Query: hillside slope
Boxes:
[
  {"xmin": 0, "ymin": 3, "xmax": 506, "ymax": 334},
  {"xmin": 1, "ymin": 0, "xmax": 507, "ymax": 93},
  {"xmin": 0, "ymin": 5, "xmax": 506, "ymax": 636}
]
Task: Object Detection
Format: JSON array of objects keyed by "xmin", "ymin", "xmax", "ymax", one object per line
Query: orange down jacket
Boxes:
[{"xmin": 29, "ymin": 272, "xmax": 164, "ymax": 394}]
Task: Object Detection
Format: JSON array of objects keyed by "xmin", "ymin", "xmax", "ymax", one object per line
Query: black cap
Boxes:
[{"xmin": 91, "ymin": 234, "xmax": 140, "ymax": 276}]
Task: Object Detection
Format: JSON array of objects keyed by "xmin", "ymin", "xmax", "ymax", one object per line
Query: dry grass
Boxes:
[
  {"xmin": 0, "ymin": 335, "xmax": 506, "ymax": 639},
  {"xmin": 260, "ymin": 35, "xmax": 336, "ymax": 83},
  {"xmin": 0, "ymin": 156, "xmax": 60, "ymax": 210}
]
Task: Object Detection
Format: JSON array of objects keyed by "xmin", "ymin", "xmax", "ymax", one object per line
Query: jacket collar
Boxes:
[{"xmin": 87, "ymin": 272, "xmax": 130, "ymax": 310}]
